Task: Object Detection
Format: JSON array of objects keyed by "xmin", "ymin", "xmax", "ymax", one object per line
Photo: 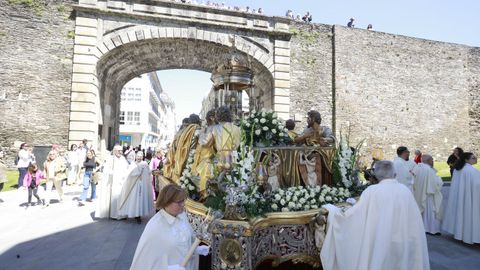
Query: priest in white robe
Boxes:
[
  {"xmin": 95, "ymin": 145, "xmax": 129, "ymax": 219},
  {"xmin": 442, "ymin": 152, "xmax": 480, "ymax": 244},
  {"xmin": 393, "ymin": 146, "xmax": 416, "ymax": 191},
  {"xmin": 130, "ymin": 184, "xmax": 209, "ymax": 270},
  {"xmin": 412, "ymin": 154, "xmax": 443, "ymax": 234},
  {"xmin": 320, "ymin": 160, "xmax": 429, "ymax": 270},
  {"xmin": 118, "ymin": 151, "xmax": 155, "ymax": 223}
]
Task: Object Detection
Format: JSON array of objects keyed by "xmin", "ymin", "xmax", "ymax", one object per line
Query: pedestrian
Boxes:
[
  {"xmin": 367, "ymin": 24, "xmax": 373, "ymax": 30},
  {"xmin": 22, "ymin": 163, "xmax": 45, "ymax": 207},
  {"xmin": 43, "ymin": 150, "xmax": 66, "ymax": 206},
  {"xmin": 78, "ymin": 150, "xmax": 99, "ymax": 206},
  {"xmin": 16, "ymin": 143, "xmax": 34, "ymax": 188},
  {"xmin": 67, "ymin": 144, "xmax": 79, "ymax": 185}
]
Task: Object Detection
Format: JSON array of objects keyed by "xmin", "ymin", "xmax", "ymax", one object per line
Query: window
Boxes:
[
  {"xmin": 119, "ymin": 111, "xmax": 125, "ymax": 125},
  {"xmin": 134, "ymin": 112, "xmax": 140, "ymax": 125},
  {"xmin": 127, "ymin": 111, "xmax": 133, "ymax": 122},
  {"xmin": 135, "ymin": 88, "xmax": 142, "ymax": 101}
]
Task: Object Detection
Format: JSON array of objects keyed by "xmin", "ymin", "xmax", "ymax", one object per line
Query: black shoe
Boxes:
[{"xmin": 135, "ymin": 217, "xmax": 141, "ymax": 224}]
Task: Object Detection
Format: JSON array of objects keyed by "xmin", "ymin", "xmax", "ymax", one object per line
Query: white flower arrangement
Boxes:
[
  {"xmin": 179, "ymin": 149, "xmax": 199, "ymax": 196},
  {"xmin": 242, "ymin": 108, "xmax": 287, "ymax": 147},
  {"xmin": 333, "ymin": 132, "xmax": 363, "ymax": 189},
  {"xmin": 269, "ymin": 185, "xmax": 351, "ymax": 212}
]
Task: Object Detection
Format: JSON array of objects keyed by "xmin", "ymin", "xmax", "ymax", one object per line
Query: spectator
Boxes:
[
  {"xmin": 17, "ymin": 143, "xmax": 35, "ymax": 188},
  {"xmin": 258, "ymin": 8, "xmax": 263, "ymax": 14},
  {"xmin": 286, "ymin": 10, "xmax": 294, "ymax": 19},
  {"xmin": 302, "ymin": 12, "xmax": 312, "ymax": 23},
  {"xmin": 347, "ymin": 17, "xmax": 355, "ymax": 28},
  {"xmin": 295, "ymin": 14, "xmax": 302, "ymax": 21},
  {"xmin": 23, "ymin": 163, "xmax": 45, "ymax": 207},
  {"xmin": 367, "ymin": 24, "xmax": 373, "ymax": 30},
  {"xmin": 67, "ymin": 144, "xmax": 79, "ymax": 185},
  {"xmin": 43, "ymin": 150, "xmax": 66, "ymax": 206}
]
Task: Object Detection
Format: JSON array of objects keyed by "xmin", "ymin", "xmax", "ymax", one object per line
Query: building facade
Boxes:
[{"xmin": 119, "ymin": 72, "xmax": 175, "ymax": 150}]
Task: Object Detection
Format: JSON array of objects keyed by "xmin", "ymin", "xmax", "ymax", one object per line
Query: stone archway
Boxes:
[{"xmin": 69, "ymin": 0, "xmax": 292, "ymax": 152}]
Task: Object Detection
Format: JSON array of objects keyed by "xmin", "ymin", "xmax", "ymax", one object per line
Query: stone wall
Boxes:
[
  {"xmin": 0, "ymin": 0, "xmax": 75, "ymax": 164},
  {"xmin": 289, "ymin": 22, "xmax": 479, "ymax": 160},
  {"xmin": 333, "ymin": 26, "xmax": 474, "ymax": 159},
  {"xmin": 289, "ymin": 23, "xmax": 334, "ymax": 132},
  {"xmin": 467, "ymin": 48, "xmax": 480, "ymax": 154}
]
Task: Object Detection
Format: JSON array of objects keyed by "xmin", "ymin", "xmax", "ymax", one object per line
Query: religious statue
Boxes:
[
  {"xmin": 294, "ymin": 110, "xmax": 335, "ymax": 146},
  {"xmin": 295, "ymin": 110, "xmax": 335, "ymax": 186},
  {"xmin": 191, "ymin": 110, "xmax": 217, "ymax": 196},
  {"xmin": 163, "ymin": 117, "xmax": 190, "ymax": 179},
  {"xmin": 201, "ymin": 106, "xmax": 241, "ymax": 171},
  {"xmin": 299, "ymin": 152, "xmax": 318, "ymax": 187},
  {"xmin": 285, "ymin": 119, "xmax": 298, "ymax": 143},
  {"xmin": 267, "ymin": 153, "xmax": 281, "ymax": 191},
  {"xmin": 172, "ymin": 114, "xmax": 202, "ymax": 183}
]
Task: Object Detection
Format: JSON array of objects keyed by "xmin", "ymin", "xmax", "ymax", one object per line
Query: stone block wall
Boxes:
[
  {"xmin": 333, "ymin": 26, "xmax": 474, "ymax": 159},
  {"xmin": 289, "ymin": 22, "xmax": 480, "ymax": 159},
  {"xmin": 0, "ymin": 0, "xmax": 75, "ymax": 164},
  {"xmin": 289, "ymin": 23, "xmax": 334, "ymax": 132},
  {"xmin": 467, "ymin": 48, "xmax": 480, "ymax": 154}
]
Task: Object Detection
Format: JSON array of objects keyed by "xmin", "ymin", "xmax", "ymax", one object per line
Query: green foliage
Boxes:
[
  {"xmin": 204, "ymin": 193, "xmax": 226, "ymax": 212},
  {"xmin": 290, "ymin": 27, "xmax": 321, "ymax": 45},
  {"xmin": 1, "ymin": 170, "xmax": 19, "ymax": 192},
  {"xmin": 57, "ymin": 4, "xmax": 65, "ymax": 13},
  {"xmin": 67, "ymin": 30, "xmax": 75, "ymax": 39},
  {"xmin": 8, "ymin": 0, "xmax": 46, "ymax": 15}
]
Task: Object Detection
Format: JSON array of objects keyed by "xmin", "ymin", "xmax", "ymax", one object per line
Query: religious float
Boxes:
[{"xmin": 157, "ymin": 51, "xmax": 364, "ymax": 270}]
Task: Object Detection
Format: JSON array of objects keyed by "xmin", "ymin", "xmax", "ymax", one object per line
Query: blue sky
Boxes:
[{"xmin": 157, "ymin": 0, "xmax": 478, "ymax": 124}]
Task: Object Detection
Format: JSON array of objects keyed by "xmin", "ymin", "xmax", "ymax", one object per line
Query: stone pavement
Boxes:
[{"xmin": 0, "ymin": 185, "xmax": 479, "ymax": 270}]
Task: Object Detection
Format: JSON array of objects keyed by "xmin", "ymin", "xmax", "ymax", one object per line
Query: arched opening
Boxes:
[{"xmin": 95, "ymin": 37, "xmax": 274, "ymax": 152}]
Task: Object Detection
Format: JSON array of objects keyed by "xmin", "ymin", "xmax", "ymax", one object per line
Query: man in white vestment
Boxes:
[
  {"xmin": 442, "ymin": 152, "xmax": 480, "ymax": 244},
  {"xmin": 412, "ymin": 154, "xmax": 443, "ymax": 234},
  {"xmin": 118, "ymin": 152, "xmax": 155, "ymax": 224},
  {"xmin": 95, "ymin": 145, "xmax": 129, "ymax": 219},
  {"xmin": 393, "ymin": 146, "xmax": 416, "ymax": 191},
  {"xmin": 130, "ymin": 184, "xmax": 209, "ymax": 270},
  {"xmin": 320, "ymin": 160, "xmax": 429, "ymax": 270}
]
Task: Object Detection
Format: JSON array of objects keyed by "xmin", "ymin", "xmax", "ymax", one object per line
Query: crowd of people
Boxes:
[{"xmin": 169, "ymin": 0, "xmax": 264, "ymax": 14}]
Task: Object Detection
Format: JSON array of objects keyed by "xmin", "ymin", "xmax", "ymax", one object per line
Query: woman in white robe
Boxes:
[
  {"xmin": 130, "ymin": 184, "xmax": 209, "ymax": 270},
  {"xmin": 442, "ymin": 152, "xmax": 480, "ymax": 244},
  {"xmin": 118, "ymin": 152, "xmax": 155, "ymax": 223},
  {"xmin": 95, "ymin": 145, "xmax": 129, "ymax": 219}
]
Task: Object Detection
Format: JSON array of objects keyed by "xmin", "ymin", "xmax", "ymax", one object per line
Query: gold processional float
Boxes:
[{"xmin": 157, "ymin": 51, "xmax": 355, "ymax": 270}]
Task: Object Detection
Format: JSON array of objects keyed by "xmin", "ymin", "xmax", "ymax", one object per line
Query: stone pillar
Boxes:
[
  {"xmin": 68, "ymin": 15, "xmax": 100, "ymax": 149},
  {"xmin": 273, "ymin": 39, "xmax": 291, "ymax": 120}
]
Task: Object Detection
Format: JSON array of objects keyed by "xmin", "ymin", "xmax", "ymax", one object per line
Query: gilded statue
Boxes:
[{"xmin": 191, "ymin": 110, "xmax": 217, "ymax": 194}]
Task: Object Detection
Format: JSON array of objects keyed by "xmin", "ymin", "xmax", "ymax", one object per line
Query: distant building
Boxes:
[{"xmin": 119, "ymin": 73, "xmax": 175, "ymax": 150}]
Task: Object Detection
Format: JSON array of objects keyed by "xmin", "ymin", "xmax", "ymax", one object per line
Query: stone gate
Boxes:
[{"xmin": 70, "ymin": 0, "xmax": 292, "ymax": 151}]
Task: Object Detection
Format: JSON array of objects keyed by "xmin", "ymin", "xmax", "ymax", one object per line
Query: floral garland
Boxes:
[
  {"xmin": 270, "ymin": 185, "xmax": 351, "ymax": 212},
  {"xmin": 242, "ymin": 108, "xmax": 287, "ymax": 147}
]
